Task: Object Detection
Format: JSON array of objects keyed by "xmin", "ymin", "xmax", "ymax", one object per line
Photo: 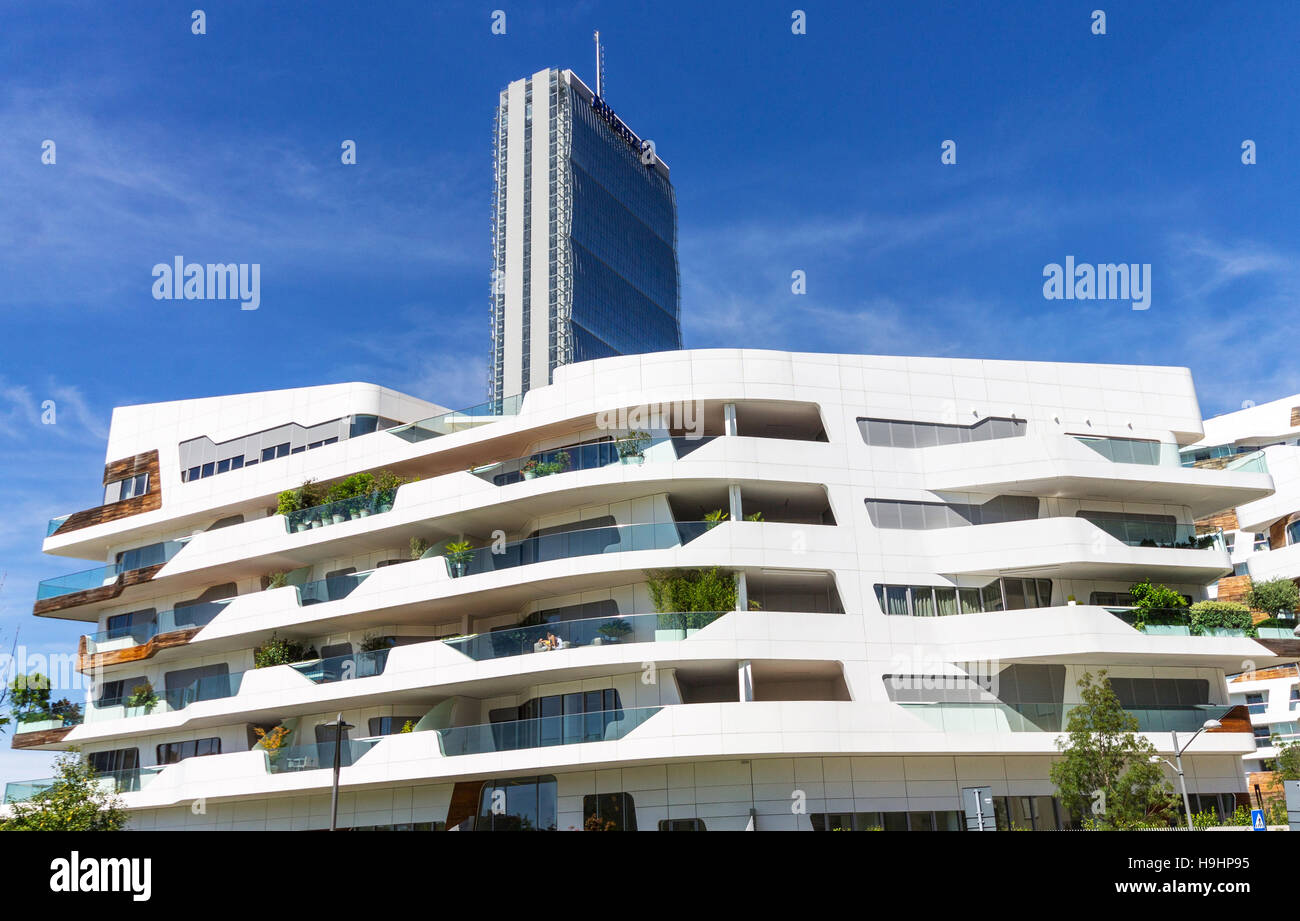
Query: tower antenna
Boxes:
[{"xmin": 594, "ymin": 30, "xmax": 605, "ymax": 99}]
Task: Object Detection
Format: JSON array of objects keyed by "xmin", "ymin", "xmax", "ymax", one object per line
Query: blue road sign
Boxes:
[{"xmin": 1251, "ymin": 809, "xmax": 1266, "ymax": 830}]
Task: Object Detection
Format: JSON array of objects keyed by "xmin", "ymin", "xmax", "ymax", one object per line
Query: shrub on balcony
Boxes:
[
  {"xmin": 277, "ymin": 479, "xmax": 324, "ymax": 515},
  {"xmin": 1246, "ymin": 578, "xmax": 1300, "ymax": 619},
  {"xmin": 1128, "ymin": 580, "xmax": 1188, "ymax": 630},
  {"xmin": 1188, "ymin": 600, "xmax": 1255, "ymax": 637},
  {"xmin": 126, "ymin": 681, "xmax": 158, "ymax": 712},
  {"xmin": 646, "ymin": 567, "xmax": 737, "ymax": 629},
  {"xmin": 0, "ymin": 753, "xmax": 127, "ymax": 831},
  {"xmin": 254, "ymin": 634, "xmax": 317, "ymax": 668}
]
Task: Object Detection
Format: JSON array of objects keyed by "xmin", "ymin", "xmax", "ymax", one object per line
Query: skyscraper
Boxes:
[{"xmin": 489, "ymin": 68, "xmax": 681, "ymax": 399}]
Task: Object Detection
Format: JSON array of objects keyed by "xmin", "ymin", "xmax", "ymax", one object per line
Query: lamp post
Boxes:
[
  {"xmin": 324, "ymin": 712, "xmax": 354, "ymax": 831},
  {"xmin": 1150, "ymin": 718, "xmax": 1222, "ymax": 830}
]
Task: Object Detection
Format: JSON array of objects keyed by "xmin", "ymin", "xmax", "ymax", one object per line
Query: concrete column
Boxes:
[
  {"xmin": 735, "ymin": 570, "xmax": 748, "ymax": 611},
  {"xmin": 738, "ymin": 659, "xmax": 754, "ymax": 702},
  {"xmin": 723, "ymin": 402, "xmax": 738, "ymax": 436},
  {"xmin": 727, "ymin": 482, "xmax": 743, "ymax": 522}
]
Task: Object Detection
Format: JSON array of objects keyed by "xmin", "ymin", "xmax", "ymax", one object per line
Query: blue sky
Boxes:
[{"xmin": 1, "ymin": 0, "xmax": 1298, "ymax": 783}]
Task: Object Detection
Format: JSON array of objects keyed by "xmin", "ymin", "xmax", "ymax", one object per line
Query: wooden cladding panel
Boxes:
[
  {"xmin": 1215, "ymin": 573, "xmax": 1253, "ymax": 605},
  {"xmin": 32, "ymin": 562, "xmax": 164, "ymax": 617},
  {"xmin": 77, "ymin": 627, "xmax": 201, "ymax": 674},
  {"xmin": 10, "ymin": 726, "xmax": 74, "ymax": 750},
  {"xmin": 51, "ymin": 450, "xmax": 162, "ymax": 537},
  {"xmin": 1196, "ymin": 509, "xmax": 1239, "ymax": 532},
  {"xmin": 1207, "ymin": 704, "xmax": 1253, "ymax": 735}
]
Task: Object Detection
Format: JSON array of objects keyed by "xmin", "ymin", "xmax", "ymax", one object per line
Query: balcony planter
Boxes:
[
  {"xmin": 332, "ymin": 512, "xmax": 347, "ymax": 525},
  {"xmin": 620, "ymin": 455, "xmax": 644, "ymax": 466},
  {"xmin": 654, "ymin": 628, "xmax": 686, "ymax": 641},
  {"xmin": 295, "ymin": 522, "xmax": 310, "ymax": 533},
  {"xmin": 1259, "ymin": 626, "xmax": 1298, "ymax": 639},
  {"xmin": 310, "ymin": 519, "xmax": 323, "ymax": 529},
  {"xmin": 1203, "ymin": 627, "xmax": 1247, "ymax": 638}
]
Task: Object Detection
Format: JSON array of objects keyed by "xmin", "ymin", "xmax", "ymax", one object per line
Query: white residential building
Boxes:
[{"xmin": 7, "ymin": 350, "xmax": 1289, "ymax": 831}]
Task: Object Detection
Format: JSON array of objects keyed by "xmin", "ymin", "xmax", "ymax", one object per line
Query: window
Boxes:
[
  {"xmin": 104, "ymin": 473, "xmax": 149, "ymax": 504},
  {"xmin": 1254, "ymin": 726, "xmax": 1272, "ymax": 745},
  {"xmin": 865, "ymin": 495, "xmax": 1039, "ymax": 530},
  {"xmin": 96, "ymin": 676, "xmax": 146, "ymax": 707},
  {"xmin": 475, "ymin": 775, "xmax": 558, "ymax": 831},
  {"xmin": 89, "ymin": 748, "xmax": 141, "ymax": 791},
  {"xmin": 658, "ymin": 818, "xmax": 706, "ymax": 831},
  {"xmin": 583, "ymin": 792, "xmax": 637, "ymax": 831},
  {"xmin": 156, "ymin": 737, "xmax": 221, "ymax": 764},
  {"xmin": 875, "ymin": 580, "xmax": 1051, "ymax": 616},
  {"xmin": 858, "ymin": 416, "xmax": 1026, "ymax": 448}
]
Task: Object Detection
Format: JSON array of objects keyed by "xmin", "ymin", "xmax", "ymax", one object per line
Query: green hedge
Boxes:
[{"xmin": 1188, "ymin": 601, "xmax": 1256, "ymax": 637}]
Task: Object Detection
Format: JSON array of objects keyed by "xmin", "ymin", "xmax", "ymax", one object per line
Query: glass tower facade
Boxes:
[{"xmin": 490, "ymin": 69, "xmax": 681, "ymax": 400}]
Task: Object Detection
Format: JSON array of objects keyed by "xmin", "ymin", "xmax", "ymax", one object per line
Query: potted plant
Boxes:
[
  {"xmin": 410, "ymin": 537, "xmax": 430, "ymax": 560},
  {"xmin": 522, "ymin": 459, "xmax": 540, "ymax": 480},
  {"xmin": 1066, "ymin": 594, "xmax": 1077, "ymax": 606},
  {"xmin": 618, "ymin": 431, "xmax": 650, "ymax": 465},
  {"xmin": 704, "ymin": 509, "xmax": 729, "ymax": 529},
  {"xmin": 331, "ymin": 507, "xmax": 347, "ymax": 525},
  {"xmin": 126, "ymin": 680, "xmax": 158, "ymax": 715},
  {"xmin": 445, "ymin": 540, "xmax": 474, "ymax": 578},
  {"xmin": 253, "ymin": 724, "xmax": 292, "ymax": 767},
  {"xmin": 266, "ymin": 571, "xmax": 288, "ymax": 590}
]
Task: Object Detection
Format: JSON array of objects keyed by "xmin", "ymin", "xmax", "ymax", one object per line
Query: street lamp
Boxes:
[
  {"xmin": 1149, "ymin": 718, "xmax": 1222, "ymax": 830},
  {"xmin": 323, "ymin": 712, "xmax": 354, "ymax": 832}
]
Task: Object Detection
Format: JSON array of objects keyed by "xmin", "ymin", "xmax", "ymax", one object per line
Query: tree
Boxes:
[
  {"xmin": 0, "ymin": 753, "xmax": 127, "ymax": 831},
  {"xmin": 8, "ymin": 672, "xmax": 52, "ymax": 725},
  {"xmin": 1276, "ymin": 739, "xmax": 1300, "ymax": 782},
  {"xmin": 1246, "ymin": 578, "xmax": 1300, "ymax": 618},
  {"xmin": 1050, "ymin": 670, "xmax": 1178, "ymax": 829}
]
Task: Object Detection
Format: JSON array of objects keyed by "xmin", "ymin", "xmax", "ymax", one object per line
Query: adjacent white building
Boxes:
[{"xmin": 7, "ymin": 350, "xmax": 1289, "ymax": 830}]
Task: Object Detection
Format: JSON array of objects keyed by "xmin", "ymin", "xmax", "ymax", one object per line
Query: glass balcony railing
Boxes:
[
  {"xmin": 900, "ymin": 702, "xmax": 1228, "ymax": 734},
  {"xmin": 387, "ymin": 394, "xmax": 525, "ymax": 444},
  {"xmin": 3, "ymin": 766, "xmax": 165, "ymax": 804},
  {"xmin": 12, "ymin": 702, "xmax": 85, "ymax": 734},
  {"xmin": 1247, "ymin": 702, "xmax": 1268, "ymax": 715},
  {"xmin": 284, "ymin": 489, "xmax": 398, "ymax": 533},
  {"xmin": 86, "ymin": 670, "xmax": 245, "ymax": 724},
  {"xmin": 1074, "ymin": 437, "xmax": 1184, "ymax": 467},
  {"xmin": 445, "ymin": 610, "xmax": 727, "ymax": 661},
  {"xmin": 264, "ymin": 738, "xmax": 383, "ymax": 774},
  {"xmin": 45, "ymin": 514, "xmax": 71, "ymax": 537},
  {"xmin": 83, "ymin": 598, "xmax": 233, "ymax": 655},
  {"xmin": 1224, "ymin": 451, "xmax": 1269, "ymax": 474},
  {"xmin": 290, "ymin": 648, "xmax": 390, "ymax": 683},
  {"xmin": 436, "ymin": 705, "xmax": 663, "ymax": 756},
  {"xmin": 1080, "ymin": 516, "xmax": 1222, "ymax": 550},
  {"xmin": 431, "ymin": 520, "xmax": 716, "ymax": 580},
  {"xmin": 36, "ymin": 539, "xmax": 187, "ymax": 601},
  {"xmin": 295, "ymin": 572, "xmax": 372, "ymax": 605},
  {"xmin": 470, "ymin": 436, "xmax": 713, "ymax": 486}
]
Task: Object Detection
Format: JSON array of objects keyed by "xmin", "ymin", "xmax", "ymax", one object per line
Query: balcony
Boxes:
[
  {"xmin": 1081, "ymin": 516, "xmax": 1221, "ymax": 550},
  {"xmin": 35, "ymin": 539, "xmax": 186, "ymax": 602},
  {"xmin": 284, "ymin": 490, "xmax": 398, "ymax": 534},
  {"xmin": 430, "ymin": 520, "xmax": 715, "ymax": 579},
  {"xmin": 264, "ymin": 738, "xmax": 382, "ymax": 774},
  {"xmin": 900, "ymin": 701, "xmax": 1231, "ymax": 734},
  {"xmin": 444, "ymin": 610, "xmax": 728, "ymax": 661},
  {"xmin": 435, "ymin": 705, "xmax": 663, "ymax": 756},
  {"xmin": 83, "ymin": 598, "xmax": 233, "ymax": 656},
  {"xmin": 3, "ymin": 766, "xmax": 165, "ymax": 804},
  {"xmin": 469, "ymin": 435, "xmax": 709, "ymax": 486},
  {"xmin": 289, "ymin": 648, "xmax": 390, "ymax": 683},
  {"xmin": 85, "ymin": 671, "xmax": 244, "ymax": 724},
  {"xmin": 387, "ymin": 393, "xmax": 524, "ymax": 443}
]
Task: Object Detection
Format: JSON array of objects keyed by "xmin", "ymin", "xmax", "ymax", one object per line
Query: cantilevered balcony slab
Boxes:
[
  {"xmin": 907, "ymin": 516, "xmax": 1231, "ymax": 583},
  {"xmin": 923, "ymin": 435, "xmax": 1273, "ymax": 518}
]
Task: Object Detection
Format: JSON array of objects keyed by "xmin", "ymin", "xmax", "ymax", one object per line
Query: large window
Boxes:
[
  {"xmin": 857, "ymin": 416, "xmax": 1026, "ymax": 448},
  {"xmin": 875, "ymin": 579, "xmax": 1052, "ymax": 616},
  {"xmin": 156, "ymin": 737, "xmax": 221, "ymax": 764},
  {"xmin": 96, "ymin": 675, "xmax": 146, "ymax": 707},
  {"xmin": 475, "ymin": 775, "xmax": 558, "ymax": 832},
  {"xmin": 583, "ymin": 792, "xmax": 637, "ymax": 831},
  {"xmin": 865, "ymin": 495, "xmax": 1039, "ymax": 529},
  {"xmin": 488, "ymin": 689, "xmax": 624, "ymax": 749},
  {"xmin": 368, "ymin": 716, "xmax": 424, "ymax": 736}
]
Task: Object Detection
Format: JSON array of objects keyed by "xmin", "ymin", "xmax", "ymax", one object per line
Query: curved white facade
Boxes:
[{"xmin": 9, "ymin": 349, "xmax": 1285, "ymax": 831}]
